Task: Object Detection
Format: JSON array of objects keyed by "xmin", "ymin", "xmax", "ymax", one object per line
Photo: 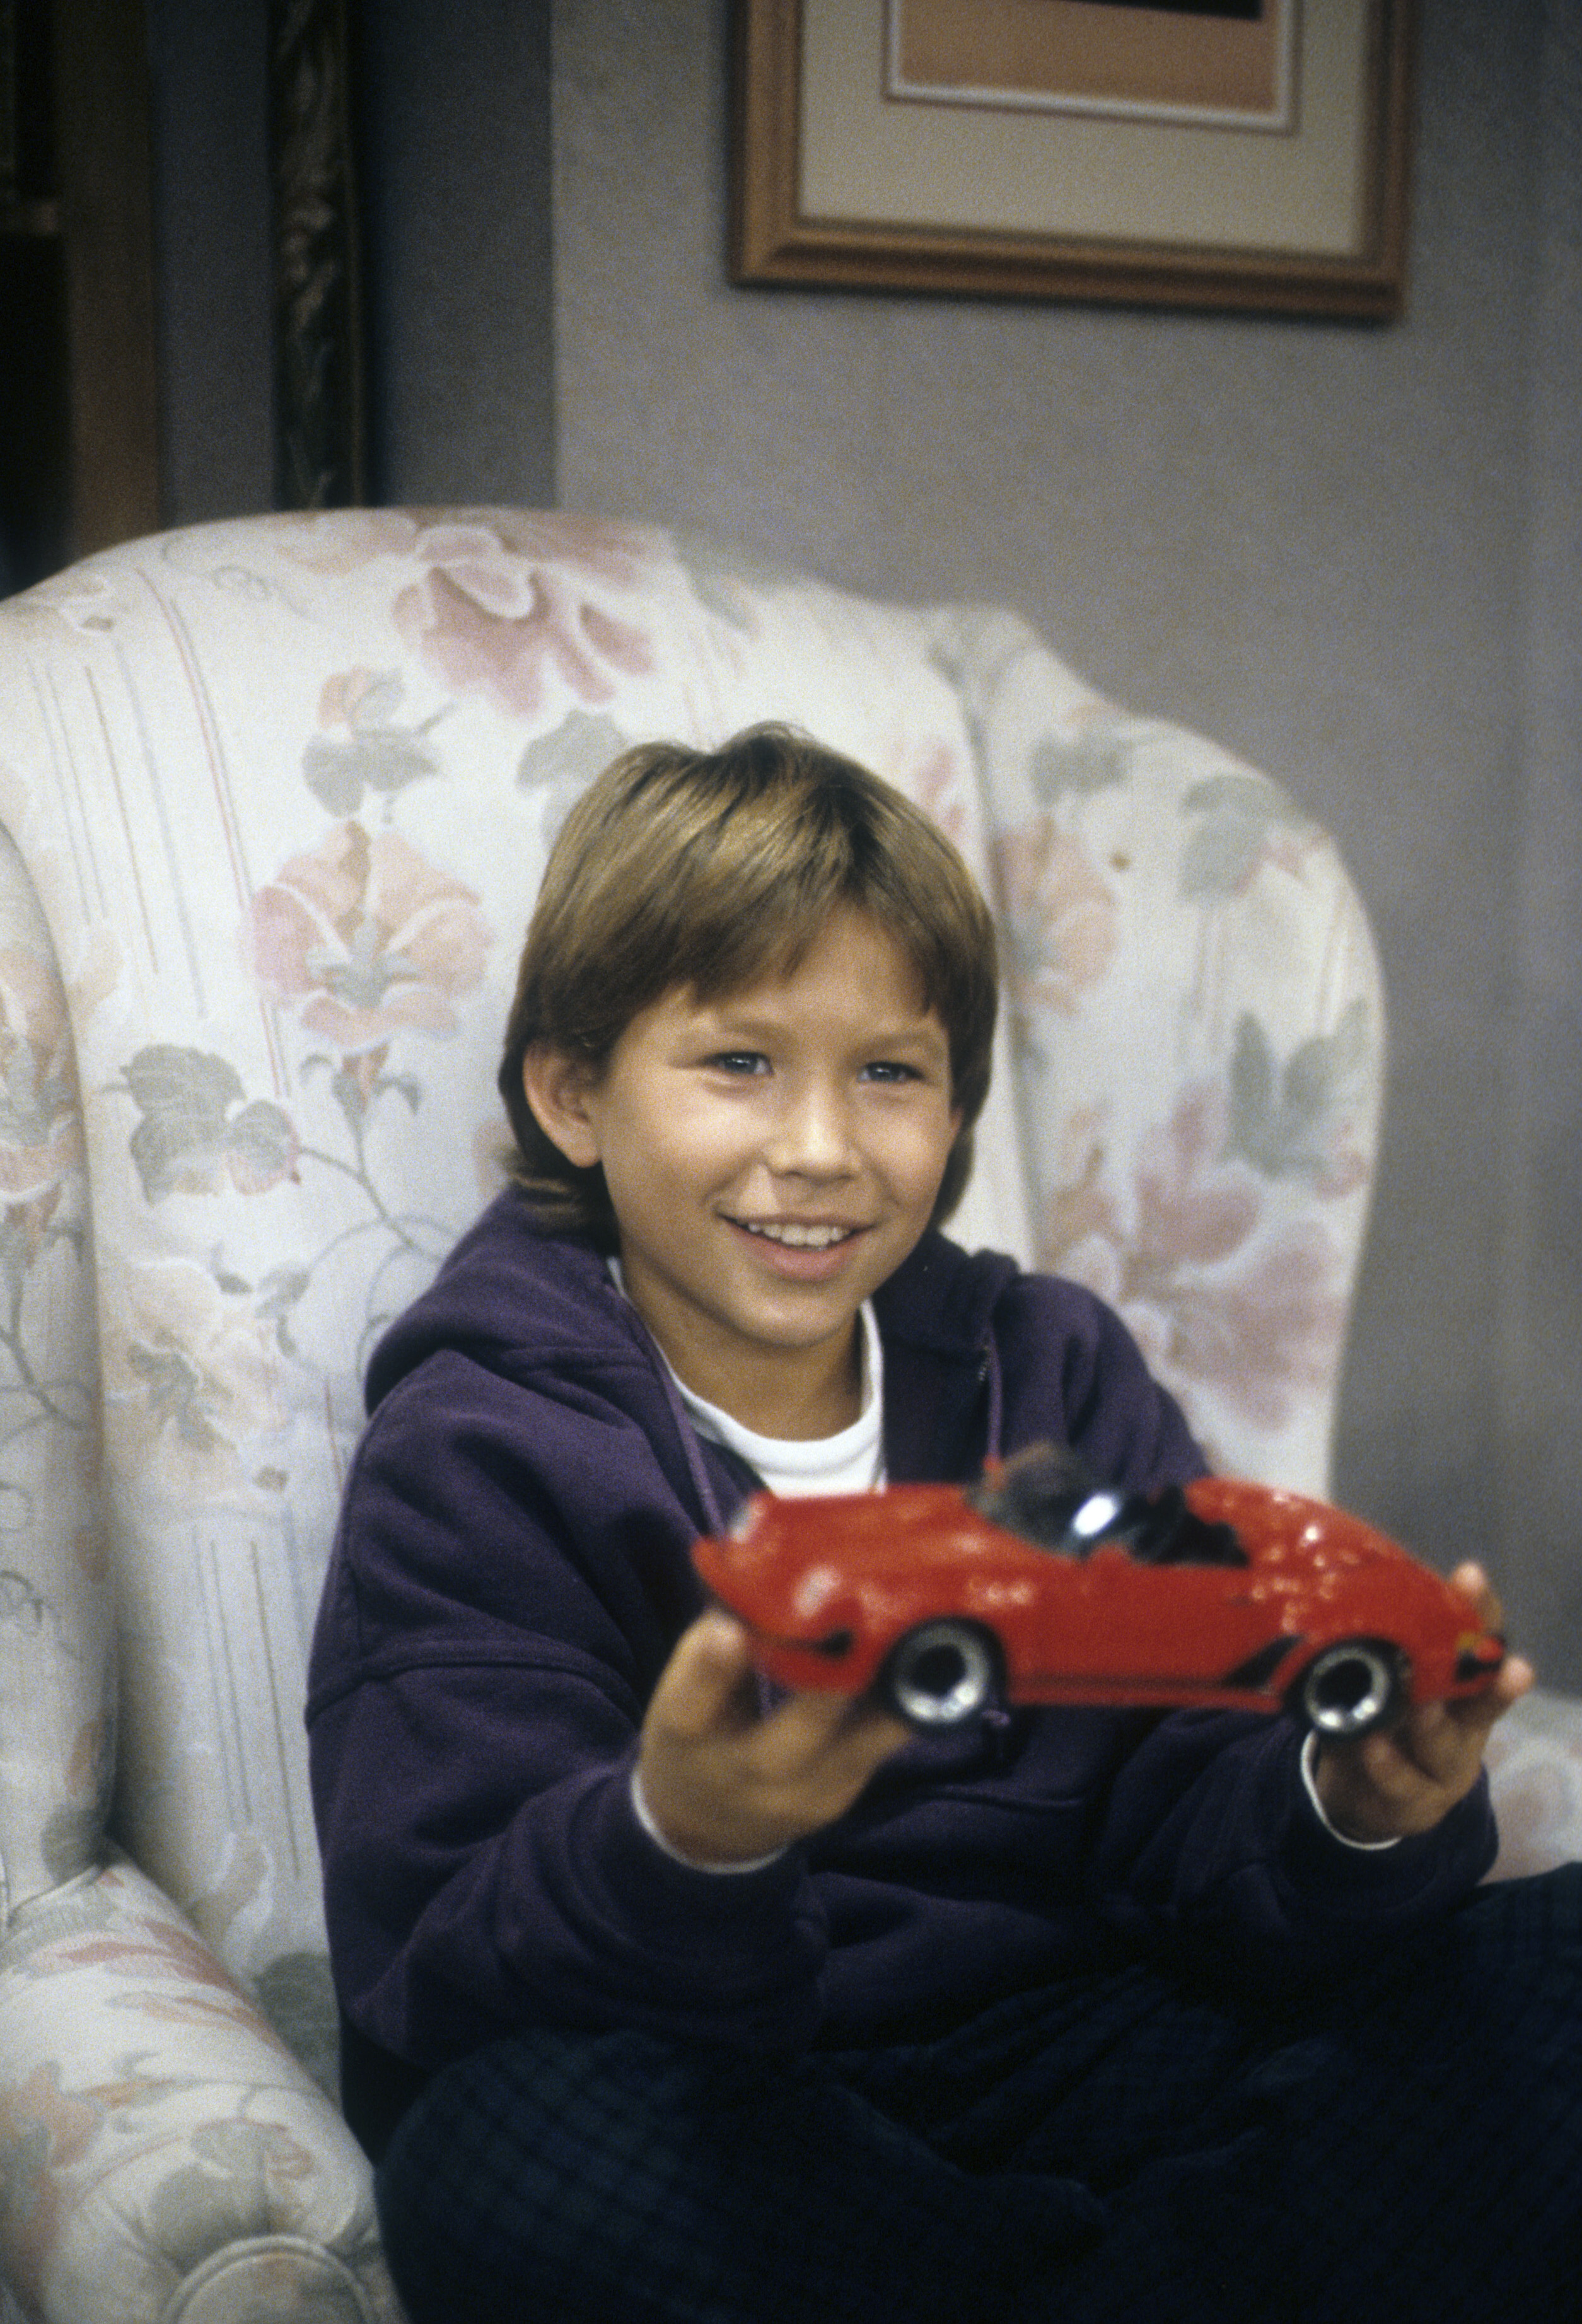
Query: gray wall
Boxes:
[
  {"xmin": 1504, "ymin": 4, "xmax": 1582, "ymax": 1682},
  {"xmin": 146, "ymin": 0, "xmax": 555, "ymax": 520},
  {"xmin": 358, "ymin": 0, "xmax": 554, "ymax": 504},
  {"xmin": 146, "ymin": 0, "xmax": 274, "ymax": 522},
  {"xmin": 554, "ymin": 0, "xmax": 1582, "ymax": 1687},
  {"xmin": 143, "ymin": 0, "xmax": 1582, "ymax": 1685}
]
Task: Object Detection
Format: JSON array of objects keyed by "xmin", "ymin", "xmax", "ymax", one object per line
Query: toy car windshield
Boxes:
[{"xmin": 968, "ymin": 1446, "xmax": 1247, "ymax": 1569}]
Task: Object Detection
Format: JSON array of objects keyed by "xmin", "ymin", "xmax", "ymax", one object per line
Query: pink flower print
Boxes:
[
  {"xmin": 279, "ymin": 508, "xmax": 663, "ymax": 584},
  {"xmin": 420, "ymin": 513, "xmax": 660, "ymax": 587},
  {"xmin": 318, "ymin": 666, "xmax": 383, "ymax": 728},
  {"xmin": 0, "ymin": 2064, "xmax": 101, "ymax": 2302},
  {"xmin": 1040, "ymin": 1110, "xmax": 1122, "ymax": 1270},
  {"xmin": 248, "ymin": 822, "xmax": 491, "ymax": 1051},
  {"xmin": 906, "ymin": 743, "xmax": 969, "ymax": 852},
  {"xmin": 103, "ymin": 1258, "xmax": 285, "ymax": 1503},
  {"xmin": 276, "ymin": 508, "xmax": 428, "ymax": 573},
  {"xmin": 393, "ymin": 520, "xmax": 656, "ymax": 717},
  {"xmin": 1161, "ymin": 1218, "xmax": 1345, "ymax": 1431},
  {"xmin": 996, "ymin": 817, "xmax": 1118, "ymax": 1018},
  {"xmin": 1130, "ymin": 1088, "xmax": 1261, "ymax": 1290},
  {"xmin": 305, "ymin": 667, "xmax": 446, "ymax": 817},
  {"xmin": 54, "ymin": 1911, "xmax": 248, "ymax": 1994},
  {"xmin": 1047, "ymin": 1085, "xmax": 1346, "ymax": 1434},
  {"xmin": 0, "ymin": 2064, "xmax": 98, "ymax": 2174},
  {"xmin": 0, "ymin": 943, "xmax": 83, "ymax": 1206}
]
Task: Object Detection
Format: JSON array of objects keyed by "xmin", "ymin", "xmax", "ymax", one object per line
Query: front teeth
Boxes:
[{"xmin": 743, "ymin": 1221, "xmax": 854, "ymax": 1249}]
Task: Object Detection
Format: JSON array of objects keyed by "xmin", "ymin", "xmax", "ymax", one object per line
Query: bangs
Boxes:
[{"xmin": 600, "ymin": 758, "xmax": 968, "ymax": 1026}]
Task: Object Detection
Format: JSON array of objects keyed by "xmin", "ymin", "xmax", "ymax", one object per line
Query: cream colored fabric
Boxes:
[
  {"xmin": 0, "ymin": 509, "xmax": 1566, "ymax": 2322},
  {"xmin": 0, "ymin": 1859, "xmax": 393, "ymax": 2322}
]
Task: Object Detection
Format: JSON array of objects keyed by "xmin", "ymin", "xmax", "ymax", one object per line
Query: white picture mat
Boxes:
[
  {"xmin": 800, "ymin": 0, "xmax": 1372, "ymax": 257},
  {"xmin": 884, "ymin": 0, "xmax": 1299, "ymax": 134}
]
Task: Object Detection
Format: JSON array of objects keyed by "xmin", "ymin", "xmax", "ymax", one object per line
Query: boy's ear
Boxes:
[{"xmin": 520, "ymin": 1045, "xmax": 603, "ymax": 1170}]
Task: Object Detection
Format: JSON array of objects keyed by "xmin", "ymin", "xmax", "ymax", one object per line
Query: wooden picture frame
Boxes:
[
  {"xmin": 269, "ymin": 0, "xmax": 367, "ymax": 509},
  {"xmin": 730, "ymin": 0, "xmax": 1416, "ymax": 320}
]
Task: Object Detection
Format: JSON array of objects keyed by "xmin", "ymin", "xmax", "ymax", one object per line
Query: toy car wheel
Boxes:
[
  {"xmin": 880, "ymin": 1620, "xmax": 1003, "ymax": 1728},
  {"xmin": 1292, "ymin": 1639, "xmax": 1406, "ymax": 1738}
]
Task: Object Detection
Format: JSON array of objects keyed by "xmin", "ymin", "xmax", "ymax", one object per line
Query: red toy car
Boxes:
[{"xmin": 692, "ymin": 1448, "xmax": 1506, "ymax": 1737}]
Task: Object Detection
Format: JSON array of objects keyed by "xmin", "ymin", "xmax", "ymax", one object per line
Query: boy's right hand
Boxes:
[{"xmin": 637, "ymin": 1608, "xmax": 911, "ymax": 1868}]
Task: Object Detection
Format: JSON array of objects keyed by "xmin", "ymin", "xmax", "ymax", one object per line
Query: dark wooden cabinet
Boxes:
[{"xmin": 1, "ymin": 0, "xmax": 159, "ymax": 593}]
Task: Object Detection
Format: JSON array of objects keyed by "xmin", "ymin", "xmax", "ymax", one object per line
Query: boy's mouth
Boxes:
[{"xmin": 733, "ymin": 1219, "xmax": 863, "ymax": 1250}]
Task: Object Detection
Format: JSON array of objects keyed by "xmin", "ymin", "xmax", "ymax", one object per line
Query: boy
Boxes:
[{"xmin": 308, "ymin": 728, "xmax": 1579, "ymax": 2324}]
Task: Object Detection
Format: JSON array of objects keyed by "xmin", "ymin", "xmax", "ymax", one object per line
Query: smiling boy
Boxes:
[
  {"xmin": 308, "ymin": 728, "xmax": 1581, "ymax": 2324},
  {"xmin": 521, "ymin": 903, "xmax": 957, "ymax": 1441}
]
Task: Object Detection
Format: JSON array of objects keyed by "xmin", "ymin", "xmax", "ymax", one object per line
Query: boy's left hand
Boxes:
[{"xmin": 1312, "ymin": 1564, "xmax": 1533, "ymax": 1844}]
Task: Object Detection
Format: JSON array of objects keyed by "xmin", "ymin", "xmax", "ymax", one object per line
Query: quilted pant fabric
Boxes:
[{"xmin": 375, "ymin": 1863, "xmax": 1582, "ymax": 2324}]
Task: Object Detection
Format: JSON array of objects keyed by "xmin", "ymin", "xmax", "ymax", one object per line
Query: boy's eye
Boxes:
[
  {"xmin": 861, "ymin": 1060, "xmax": 923, "ymax": 1084},
  {"xmin": 706, "ymin": 1050, "xmax": 771, "ymax": 1076}
]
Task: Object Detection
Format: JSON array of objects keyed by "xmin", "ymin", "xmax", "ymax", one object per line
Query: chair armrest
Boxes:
[
  {"xmin": 1486, "ymin": 1687, "xmax": 1582, "ymax": 1880},
  {"xmin": 0, "ymin": 823, "xmax": 114, "ymax": 1924},
  {"xmin": 0, "ymin": 1857, "xmax": 406, "ymax": 2323}
]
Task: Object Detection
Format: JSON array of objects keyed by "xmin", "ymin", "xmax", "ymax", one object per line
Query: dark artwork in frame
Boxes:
[{"xmin": 1088, "ymin": 3, "xmax": 1264, "ymax": 16}]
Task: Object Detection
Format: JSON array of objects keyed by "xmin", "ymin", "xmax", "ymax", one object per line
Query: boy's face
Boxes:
[{"xmin": 525, "ymin": 908, "xmax": 961, "ymax": 1438}]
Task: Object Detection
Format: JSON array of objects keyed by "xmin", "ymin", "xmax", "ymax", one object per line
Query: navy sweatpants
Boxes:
[{"xmin": 376, "ymin": 1866, "xmax": 1582, "ymax": 2324}]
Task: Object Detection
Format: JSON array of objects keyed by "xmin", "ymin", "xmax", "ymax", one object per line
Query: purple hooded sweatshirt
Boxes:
[{"xmin": 307, "ymin": 1194, "xmax": 1495, "ymax": 2120}]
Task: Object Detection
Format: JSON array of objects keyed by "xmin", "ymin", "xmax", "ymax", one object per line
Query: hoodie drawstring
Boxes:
[{"xmin": 980, "ymin": 1332, "xmax": 1006, "ymax": 1468}]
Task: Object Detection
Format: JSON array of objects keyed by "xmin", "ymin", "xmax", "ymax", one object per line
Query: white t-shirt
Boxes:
[
  {"xmin": 606, "ymin": 1258, "xmax": 885, "ymax": 1494},
  {"xmin": 667, "ymin": 1307, "xmax": 885, "ymax": 1497}
]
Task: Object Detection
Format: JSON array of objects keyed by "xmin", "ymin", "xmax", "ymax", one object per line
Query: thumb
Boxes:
[{"xmin": 651, "ymin": 1608, "xmax": 760, "ymax": 1741}]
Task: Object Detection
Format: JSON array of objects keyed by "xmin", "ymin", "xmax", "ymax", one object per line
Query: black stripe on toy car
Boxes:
[{"xmin": 1221, "ymin": 1637, "xmax": 1304, "ymax": 1691}]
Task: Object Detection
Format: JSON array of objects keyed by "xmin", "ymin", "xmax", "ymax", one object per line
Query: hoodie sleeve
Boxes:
[
  {"xmin": 1086, "ymin": 1704, "xmax": 1497, "ymax": 1986},
  {"xmin": 306, "ymin": 1351, "xmax": 828, "ymax": 2069}
]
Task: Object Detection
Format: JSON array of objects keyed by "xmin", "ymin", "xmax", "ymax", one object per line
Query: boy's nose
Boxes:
[{"xmin": 765, "ymin": 1084, "xmax": 857, "ymax": 1177}]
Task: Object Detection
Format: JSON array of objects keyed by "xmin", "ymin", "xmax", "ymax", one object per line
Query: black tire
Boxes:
[
  {"xmin": 879, "ymin": 1620, "xmax": 1003, "ymax": 1728},
  {"xmin": 1291, "ymin": 1638, "xmax": 1406, "ymax": 1738}
]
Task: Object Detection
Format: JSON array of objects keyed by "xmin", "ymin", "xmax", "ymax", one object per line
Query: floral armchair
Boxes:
[{"xmin": 0, "ymin": 510, "xmax": 1573, "ymax": 2323}]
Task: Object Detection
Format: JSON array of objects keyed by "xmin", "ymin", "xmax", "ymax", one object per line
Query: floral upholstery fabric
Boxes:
[{"xmin": 0, "ymin": 509, "xmax": 1571, "ymax": 2321}]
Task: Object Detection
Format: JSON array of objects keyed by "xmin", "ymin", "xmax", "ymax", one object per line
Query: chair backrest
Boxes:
[{"xmin": 0, "ymin": 509, "xmax": 1383, "ymax": 2025}]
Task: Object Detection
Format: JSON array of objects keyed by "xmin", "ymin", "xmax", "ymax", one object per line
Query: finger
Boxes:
[
  {"xmin": 821, "ymin": 1694, "xmax": 913, "ymax": 1776},
  {"xmin": 1386, "ymin": 1700, "xmax": 1469, "ymax": 1784},
  {"xmin": 1344, "ymin": 1719, "xmax": 1446, "ymax": 1799},
  {"xmin": 1444, "ymin": 1649, "xmax": 1533, "ymax": 1734},
  {"xmin": 1497, "ymin": 1651, "xmax": 1536, "ymax": 1704},
  {"xmin": 1325, "ymin": 1702, "xmax": 1459, "ymax": 1800},
  {"xmin": 1449, "ymin": 1561, "xmax": 1504, "ymax": 1632},
  {"xmin": 651, "ymin": 1610, "xmax": 761, "ymax": 1741},
  {"xmin": 1319, "ymin": 1719, "xmax": 1475, "ymax": 1837},
  {"xmin": 1380, "ymin": 1686, "xmax": 1507, "ymax": 1798},
  {"xmin": 747, "ymin": 1683, "xmax": 910, "ymax": 1784},
  {"xmin": 1444, "ymin": 1562, "xmax": 1530, "ymax": 1720}
]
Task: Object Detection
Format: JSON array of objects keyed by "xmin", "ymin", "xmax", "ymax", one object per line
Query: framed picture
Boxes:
[
  {"xmin": 730, "ymin": 0, "xmax": 1416, "ymax": 318},
  {"xmin": 269, "ymin": 0, "xmax": 366, "ymax": 508}
]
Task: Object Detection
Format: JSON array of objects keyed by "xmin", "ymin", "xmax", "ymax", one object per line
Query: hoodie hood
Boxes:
[
  {"xmin": 366, "ymin": 1191, "xmax": 1025, "ymax": 1496},
  {"xmin": 366, "ymin": 1194, "xmax": 645, "ymax": 1414}
]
